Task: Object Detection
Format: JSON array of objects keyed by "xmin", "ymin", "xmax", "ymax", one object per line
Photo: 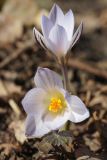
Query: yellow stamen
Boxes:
[{"xmin": 48, "ymin": 97, "xmax": 62, "ymax": 113}]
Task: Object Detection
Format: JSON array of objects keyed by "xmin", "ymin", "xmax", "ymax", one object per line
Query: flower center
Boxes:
[{"xmin": 48, "ymin": 97, "xmax": 62, "ymax": 113}]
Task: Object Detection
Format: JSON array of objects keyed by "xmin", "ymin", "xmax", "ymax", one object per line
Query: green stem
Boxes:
[
  {"xmin": 59, "ymin": 59, "xmax": 71, "ymax": 131},
  {"xmin": 60, "ymin": 59, "xmax": 69, "ymax": 91}
]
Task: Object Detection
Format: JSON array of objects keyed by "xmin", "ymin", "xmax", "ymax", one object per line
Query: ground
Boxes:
[{"xmin": 0, "ymin": 0, "xmax": 107, "ymax": 159}]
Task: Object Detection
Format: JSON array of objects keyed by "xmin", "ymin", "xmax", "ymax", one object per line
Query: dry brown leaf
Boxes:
[
  {"xmin": 0, "ymin": 14, "xmax": 22, "ymax": 45},
  {"xmin": 0, "ymin": 79, "xmax": 8, "ymax": 96},
  {"xmin": 9, "ymin": 120, "xmax": 26, "ymax": 144},
  {"xmin": 77, "ymin": 13, "xmax": 100, "ymax": 34},
  {"xmin": 2, "ymin": 0, "xmax": 38, "ymax": 26},
  {"xmin": 0, "ymin": 0, "xmax": 40, "ymax": 44},
  {"xmin": 0, "ymin": 143, "xmax": 18, "ymax": 156},
  {"xmin": 4, "ymin": 81, "xmax": 22, "ymax": 95},
  {"xmin": 77, "ymin": 156, "xmax": 90, "ymax": 160},
  {"xmin": 99, "ymin": 9, "xmax": 107, "ymax": 29},
  {"xmin": 89, "ymin": 95, "xmax": 107, "ymax": 109},
  {"xmin": 0, "ymin": 79, "xmax": 22, "ymax": 98},
  {"xmin": 83, "ymin": 133, "xmax": 101, "ymax": 152},
  {"xmin": 77, "ymin": 156, "xmax": 101, "ymax": 160}
]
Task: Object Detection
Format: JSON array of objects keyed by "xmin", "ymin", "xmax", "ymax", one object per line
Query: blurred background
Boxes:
[{"xmin": 0, "ymin": 0, "xmax": 107, "ymax": 159}]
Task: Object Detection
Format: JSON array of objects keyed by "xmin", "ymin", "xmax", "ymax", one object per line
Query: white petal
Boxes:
[
  {"xmin": 25, "ymin": 114, "xmax": 50, "ymax": 138},
  {"xmin": 22, "ymin": 88, "xmax": 46, "ymax": 115},
  {"xmin": 33, "ymin": 23, "xmax": 59, "ymax": 56},
  {"xmin": 45, "ymin": 37, "xmax": 58, "ymax": 56},
  {"xmin": 69, "ymin": 22, "xmax": 83, "ymax": 49},
  {"xmin": 43, "ymin": 88, "xmax": 71, "ymax": 130},
  {"xmin": 45, "ymin": 37, "xmax": 68, "ymax": 58},
  {"xmin": 49, "ymin": 4, "xmax": 64, "ymax": 25},
  {"xmin": 68, "ymin": 96, "xmax": 88, "ymax": 114},
  {"xmin": 63, "ymin": 9, "xmax": 74, "ymax": 40},
  {"xmin": 49, "ymin": 25, "xmax": 69, "ymax": 55},
  {"xmin": 69, "ymin": 110, "xmax": 89, "ymax": 123},
  {"xmin": 41, "ymin": 16, "xmax": 53, "ymax": 38},
  {"xmin": 67, "ymin": 95, "xmax": 90, "ymax": 123},
  {"xmin": 44, "ymin": 109, "xmax": 70, "ymax": 131},
  {"xmin": 34, "ymin": 67, "xmax": 63, "ymax": 89},
  {"xmin": 33, "ymin": 27, "xmax": 47, "ymax": 49}
]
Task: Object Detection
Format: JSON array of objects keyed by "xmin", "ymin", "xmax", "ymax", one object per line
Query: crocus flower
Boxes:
[
  {"xmin": 33, "ymin": 4, "xmax": 83, "ymax": 60},
  {"xmin": 22, "ymin": 67, "xmax": 89, "ymax": 138}
]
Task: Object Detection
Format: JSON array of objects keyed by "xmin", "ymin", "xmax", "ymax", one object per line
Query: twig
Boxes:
[
  {"xmin": 0, "ymin": 40, "xmax": 33, "ymax": 69},
  {"xmin": 68, "ymin": 58, "xmax": 107, "ymax": 79},
  {"xmin": 1, "ymin": 40, "xmax": 107, "ymax": 80},
  {"xmin": 0, "ymin": 80, "xmax": 21, "ymax": 117},
  {"xmin": 40, "ymin": 58, "xmax": 107, "ymax": 80},
  {"xmin": 9, "ymin": 99, "xmax": 21, "ymax": 117}
]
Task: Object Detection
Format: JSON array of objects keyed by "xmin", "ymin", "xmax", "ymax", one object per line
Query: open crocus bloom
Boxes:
[
  {"xmin": 33, "ymin": 4, "xmax": 83, "ymax": 59},
  {"xmin": 22, "ymin": 67, "xmax": 90, "ymax": 138}
]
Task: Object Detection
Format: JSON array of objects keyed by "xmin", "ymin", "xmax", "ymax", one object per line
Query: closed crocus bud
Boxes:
[
  {"xmin": 33, "ymin": 4, "xmax": 83, "ymax": 61},
  {"xmin": 22, "ymin": 67, "xmax": 90, "ymax": 138}
]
